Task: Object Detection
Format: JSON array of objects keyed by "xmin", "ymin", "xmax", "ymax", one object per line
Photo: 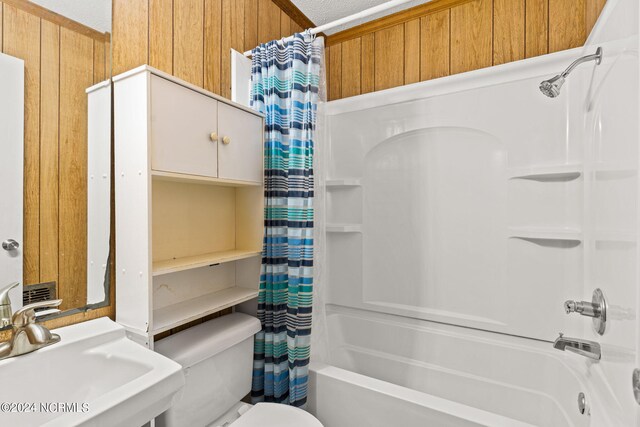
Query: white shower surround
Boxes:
[{"xmin": 308, "ymin": 0, "xmax": 639, "ymax": 424}]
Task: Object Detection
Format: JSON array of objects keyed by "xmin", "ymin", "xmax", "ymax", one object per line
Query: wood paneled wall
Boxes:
[
  {"xmin": 0, "ymin": 0, "xmax": 110, "ymax": 312},
  {"xmin": 113, "ymin": 0, "xmax": 311, "ymax": 99},
  {"xmin": 326, "ymin": 0, "xmax": 608, "ymax": 100}
]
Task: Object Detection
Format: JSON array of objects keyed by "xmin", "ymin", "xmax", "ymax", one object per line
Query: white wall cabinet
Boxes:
[
  {"xmin": 114, "ymin": 66, "xmax": 264, "ymax": 347},
  {"xmin": 218, "ymin": 102, "xmax": 264, "ymax": 183},
  {"xmin": 151, "ymin": 74, "xmax": 219, "ymax": 178}
]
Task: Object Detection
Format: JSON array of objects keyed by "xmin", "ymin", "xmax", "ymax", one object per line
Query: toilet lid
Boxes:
[{"xmin": 231, "ymin": 403, "xmax": 323, "ymax": 427}]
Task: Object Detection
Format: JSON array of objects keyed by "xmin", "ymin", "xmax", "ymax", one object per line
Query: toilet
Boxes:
[{"xmin": 154, "ymin": 313, "xmax": 323, "ymax": 427}]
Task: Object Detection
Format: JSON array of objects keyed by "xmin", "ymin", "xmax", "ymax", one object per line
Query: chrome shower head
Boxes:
[
  {"xmin": 539, "ymin": 47, "xmax": 603, "ymax": 98},
  {"xmin": 539, "ymin": 75, "xmax": 565, "ymax": 98}
]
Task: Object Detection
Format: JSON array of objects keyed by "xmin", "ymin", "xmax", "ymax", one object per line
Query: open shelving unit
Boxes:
[{"xmin": 115, "ymin": 66, "xmax": 265, "ymax": 348}]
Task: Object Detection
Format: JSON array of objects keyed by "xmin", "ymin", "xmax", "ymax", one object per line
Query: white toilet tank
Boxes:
[{"xmin": 155, "ymin": 313, "xmax": 262, "ymax": 427}]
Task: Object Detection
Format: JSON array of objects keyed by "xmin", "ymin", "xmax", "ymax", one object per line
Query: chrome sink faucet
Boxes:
[
  {"xmin": 0, "ymin": 282, "xmax": 20, "ymax": 327},
  {"xmin": 0, "ymin": 299, "xmax": 63, "ymax": 360},
  {"xmin": 553, "ymin": 333, "xmax": 601, "ymax": 360}
]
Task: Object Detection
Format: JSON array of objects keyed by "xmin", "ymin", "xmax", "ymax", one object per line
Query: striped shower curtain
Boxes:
[{"xmin": 249, "ymin": 33, "xmax": 323, "ymax": 407}]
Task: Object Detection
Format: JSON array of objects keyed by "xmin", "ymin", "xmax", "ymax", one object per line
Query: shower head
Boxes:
[
  {"xmin": 539, "ymin": 75, "xmax": 565, "ymax": 98},
  {"xmin": 539, "ymin": 47, "xmax": 603, "ymax": 98}
]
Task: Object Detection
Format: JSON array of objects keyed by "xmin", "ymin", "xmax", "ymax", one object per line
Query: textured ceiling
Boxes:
[
  {"xmin": 291, "ymin": 0, "xmax": 432, "ymax": 34},
  {"xmin": 30, "ymin": 0, "xmax": 112, "ymax": 33}
]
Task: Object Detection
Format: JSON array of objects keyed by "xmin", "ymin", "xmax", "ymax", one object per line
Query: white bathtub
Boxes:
[
  {"xmin": 307, "ymin": 306, "xmax": 613, "ymax": 427},
  {"xmin": 311, "ymin": 3, "xmax": 639, "ymax": 422}
]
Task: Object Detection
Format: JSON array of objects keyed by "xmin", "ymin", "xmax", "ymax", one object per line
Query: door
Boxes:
[
  {"xmin": 217, "ymin": 102, "xmax": 263, "ymax": 183},
  {"xmin": 0, "ymin": 53, "xmax": 24, "ymax": 309},
  {"xmin": 150, "ymin": 75, "xmax": 219, "ymax": 178}
]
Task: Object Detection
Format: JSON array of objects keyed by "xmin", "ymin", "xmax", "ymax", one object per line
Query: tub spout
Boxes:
[{"xmin": 553, "ymin": 333, "xmax": 601, "ymax": 360}]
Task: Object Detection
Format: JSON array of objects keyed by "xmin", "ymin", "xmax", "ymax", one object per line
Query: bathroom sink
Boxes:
[{"xmin": 0, "ymin": 317, "xmax": 184, "ymax": 427}]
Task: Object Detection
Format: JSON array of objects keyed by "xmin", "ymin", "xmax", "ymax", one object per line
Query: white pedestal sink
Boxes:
[{"xmin": 0, "ymin": 317, "xmax": 184, "ymax": 426}]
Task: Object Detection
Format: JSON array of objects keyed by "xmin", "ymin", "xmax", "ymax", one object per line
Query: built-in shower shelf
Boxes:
[
  {"xmin": 508, "ymin": 164, "xmax": 582, "ymax": 181},
  {"xmin": 508, "ymin": 226, "xmax": 582, "ymax": 241},
  {"xmin": 594, "ymin": 230, "xmax": 636, "ymax": 242},
  {"xmin": 326, "ymin": 178, "xmax": 362, "ymax": 187},
  {"xmin": 327, "ymin": 223, "xmax": 363, "ymax": 233}
]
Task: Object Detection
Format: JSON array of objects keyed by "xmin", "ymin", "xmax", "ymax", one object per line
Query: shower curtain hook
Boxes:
[{"xmin": 303, "ymin": 29, "xmax": 316, "ymax": 43}]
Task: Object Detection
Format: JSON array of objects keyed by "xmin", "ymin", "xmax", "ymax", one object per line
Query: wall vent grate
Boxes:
[{"xmin": 23, "ymin": 282, "xmax": 57, "ymax": 311}]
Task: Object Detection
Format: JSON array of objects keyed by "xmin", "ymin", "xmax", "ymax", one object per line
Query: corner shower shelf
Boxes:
[
  {"xmin": 152, "ymin": 286, "xmax": 259, "ymax": 334},
  {"xmin": 508, "ymin": 226, "xmax": 582, "ymax": 242},
  {"xmin": 326, "ymin": 178, "xmax": 362, "ymax": 187},
  {"xmin": 507, "ymin": 164, "xmax": 582, "ymax": 181},
  {"xmin": 327, "ymin": 223, "xmax": 363, "ymax": 233},
  {"xmin": 152, "ymin": 249, "xmax": 262, "ymax": 276}
]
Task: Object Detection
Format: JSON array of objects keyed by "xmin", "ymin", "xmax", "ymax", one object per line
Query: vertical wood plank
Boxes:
[
  {"xmin": 420, "ymin": 9, "xmax": 449, "ymax": 81},
  {"xmin": 361, "ymin": 33, "xmax": 375, "ymax": 94},
  {"xmin": 1, "ymin": 3, "xmax": 3, "ymax": 51},
  {"xmin": 174, "ymin": 0, "xmax": 204, "ymax": 86},
  {"xmin": 404, "ymin": 18, "xmax": 420, "ymax": 85},
  {"xmin": 59, "ymin": 27, "xmax": 93, "ymax": 310},
  {"xmin": 93, "ymin": 40, "xmax": 105, "ymax": 83},
  {"xmin": 204, "ymin": 0, "xmax": 222, "ymax": 94},
  {"xmin": 257, "ymin": 0, "xmax": 280, "ymax": 45},
  {"xmin": 291, "ymin": 17, "xmax": 302, "ymax": 34},
  {"xmin": 3, "ymin": 5, "xmax": 41, "ymax": 284},
  {"xmin": 549, "ymin": 0, "xmax": 586, "ymax": 53},
  {"xmin": 220, "ymin": 0, "xmax": 244, "ymax": 98},
  {"xmin": 325, "ymin": 45, "xmax": 330, "ymax": 98},
  {"xmin": 493, "ymin": 0, "xmax": 525, "ymax": 65},
  {"xmin": 586, "ymin": 0, "xmax": 607, "ymax": 34},
  {"xmin": 450, "ymin": 0, "xmax": 493, "ymax": 75},
  {"xmin": 150, "ymin": 0, "xmax": 174, "ymax": 74},
  {"xmin": 280, "ymin": 10, "xmax": 290, "ymax": 38},
  {"xmin": 244, "ymin": 0, "xmax": 258, "ymax": 51},
  {"xmin": 374, "ymin": 24, "xmax": 404, "ymax": 91},
  {"xmin": 112, "ymin": 0, "xmax": 148, "ymax": 74},
  {"xmin": 328, "ymin": 43, "xmax": 342, "ymax": 101},
  {"xmin": 40, "ymin": 19, "xmax": 59, "ymax": 286},
  {"xmin": 525, "ymin": 0, "xmax": 548, "ymax": 58},
  {"xmin": 341, "ymin": 37, "xmax": 361, "ymax": 98},
  {"xmin": 105, "ymin": 36, "xmax": 111, "ymax": 77}
]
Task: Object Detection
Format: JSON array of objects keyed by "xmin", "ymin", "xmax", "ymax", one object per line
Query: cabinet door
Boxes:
[
  {"xmin": 217, "ymin": 103, "xmax": 263, "ymax": 183},
  {"xmin": 150, "ymin": 75, "xmax": 218, "ymax": 177}
]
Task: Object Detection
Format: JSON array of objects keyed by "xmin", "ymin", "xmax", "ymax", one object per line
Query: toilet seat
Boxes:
[{"xmin": 230, "ymin": 403, "xmax": 323, "ymax": 427}]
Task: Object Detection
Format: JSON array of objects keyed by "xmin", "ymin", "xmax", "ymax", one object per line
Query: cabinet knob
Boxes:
[
  {"xmin": 222, "ymin": 136, "xmax": 231, "ymax": 145},
  {"xmin": 209, "ymin": 132, "xmax": 218, "ymax": 142}
]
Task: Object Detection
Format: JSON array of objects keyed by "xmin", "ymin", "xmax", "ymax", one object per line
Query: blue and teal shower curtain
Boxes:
[{"xmin": 250, "ymin": 33, "xmax": 323, "ymax": 407}]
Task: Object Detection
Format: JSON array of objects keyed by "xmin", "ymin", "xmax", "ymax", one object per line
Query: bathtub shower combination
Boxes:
[{"xmin": 307, "ymin": 1, "xmax": 640, "ymax": 426}]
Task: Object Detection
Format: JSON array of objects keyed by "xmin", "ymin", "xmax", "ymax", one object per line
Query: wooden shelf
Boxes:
[
  {"xmin": 152, "ymin": 170, "xmax": 262, "ymax": 187},
  {"xmin": 153, "ymin": 249, "xmax": 262, "ymax": 276},
  {"xmin": 327, "ymin": 223, "xmax": 363, "ymax": 233},
  {"xmin": 152, "ymin": 286, "xmax": 259, "ymax": 334}
]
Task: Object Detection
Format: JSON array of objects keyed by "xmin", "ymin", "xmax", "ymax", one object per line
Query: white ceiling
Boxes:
[
  {"xmin": 30, "ymin": 0, "xmax": 111, "ymax": 33},
  {"xmin": 291, "ymin": 0, "xmax": 432, "ymax": 34}
]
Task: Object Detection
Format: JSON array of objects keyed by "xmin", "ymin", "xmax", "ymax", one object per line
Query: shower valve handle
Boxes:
[
  {"xmin": 564, "ymin": 300, "xmax": 600, "ymax": 318},
  {"xmin": 563, "ymin": 289, "xmax": 607, "ymax": 336}
]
